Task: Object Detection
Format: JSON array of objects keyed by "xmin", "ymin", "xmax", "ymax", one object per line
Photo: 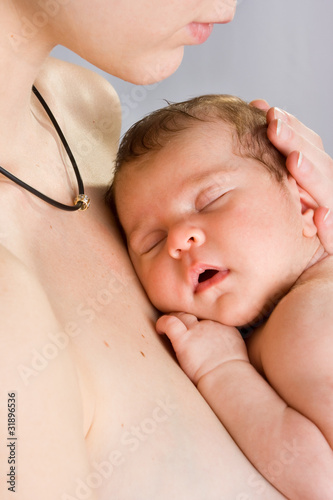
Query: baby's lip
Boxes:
[{"xmin": 189, "ymin": 263, "xmax": 229, "ymax": 293}]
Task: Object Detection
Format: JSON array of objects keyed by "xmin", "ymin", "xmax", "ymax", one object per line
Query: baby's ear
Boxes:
[{"xmin": 288, "ymin": 176, "xmax": 318, "ymax": 238}]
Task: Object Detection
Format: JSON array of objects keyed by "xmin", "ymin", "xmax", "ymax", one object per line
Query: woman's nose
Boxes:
[{"xmin": 167, "ymin": 223, "xmax": 205, "ymax": 259}]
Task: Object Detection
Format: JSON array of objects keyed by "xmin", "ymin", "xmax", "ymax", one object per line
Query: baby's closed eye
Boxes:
[
  {"xmin": 138, "ymin": 231, "xmax": 167, "ymax": 255},
  {"xmin": 196, "ymin": 186, "xmax": 232, "ymax": 212}
]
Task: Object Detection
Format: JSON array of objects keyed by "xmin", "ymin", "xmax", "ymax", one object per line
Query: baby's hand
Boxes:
[{"xmin": 156, "ymin": 313, "xmax": 249, "ymax": 385}]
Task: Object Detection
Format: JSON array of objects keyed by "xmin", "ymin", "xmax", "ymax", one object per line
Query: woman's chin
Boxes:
[{"xmin": 120, "ymin": 48, "xmax": 185, "ymax": 85}]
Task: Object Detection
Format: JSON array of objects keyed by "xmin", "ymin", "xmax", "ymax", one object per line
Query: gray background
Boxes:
[{"xmin": 52, "ymin": 0, "xmax": 333, "ymax": 156}]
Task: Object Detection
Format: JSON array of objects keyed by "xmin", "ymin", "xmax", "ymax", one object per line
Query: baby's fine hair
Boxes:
[{"xmin": 106, "ymin": 94, "xmax": 286, "ymax": 207}]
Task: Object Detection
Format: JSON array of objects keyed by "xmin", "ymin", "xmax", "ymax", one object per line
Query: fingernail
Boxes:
[
  {"xmin": 297, "ymin": 151, "xmax": 303, "ymax": 168},
  {"xmin": 276, "ymin": 118, "xmax": 282, "ymax": 136},
  {"xmin": 296, "ymin": 151, "xmax": 311, "ymax": 173},
  {"xmin": 323, "ymin": 208, "xmax": 332, "ymax": 225},
  {"xmin": 276, "ymin": 119, "xmax": 291, "ymax": 139},
  {"xmin": 274, "ymin": 107, "xmax": 288, "ymax": 121}
]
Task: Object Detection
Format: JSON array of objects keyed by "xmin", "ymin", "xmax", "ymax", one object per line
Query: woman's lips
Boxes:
[{"xmin": 187, "ymin": 22, "xmax": 214, "ymax": 44}]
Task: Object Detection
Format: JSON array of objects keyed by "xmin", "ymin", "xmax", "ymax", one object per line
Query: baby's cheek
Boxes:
[
  {"xmin": 148, "ymin": 270, "xmax": 175, "ymax": 310},
  {"xmin": 150, "ymin": 292, "xmax": 175, "ymax": 315},
  {"xmin": 134, "ymin": 266, "xmax": 162, "ymax": 308},
  {"xmin": 145, "ymin": 277, "xmax": 170, "ymax": 312}
]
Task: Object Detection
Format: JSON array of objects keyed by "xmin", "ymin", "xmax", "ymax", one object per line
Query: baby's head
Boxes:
[{"xmin": 107, "ymin": 95, "xmax": 320, "ymax": 327}]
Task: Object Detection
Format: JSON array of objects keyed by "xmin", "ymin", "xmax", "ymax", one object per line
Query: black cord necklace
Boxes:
[{"xmin": 0, "ymin": 85, "xmax": 90, "ymax": 211}]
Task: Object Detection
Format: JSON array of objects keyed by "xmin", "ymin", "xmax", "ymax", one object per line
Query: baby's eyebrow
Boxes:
[{"xmin": 186, "ymin": 164, "xmax": 236, "ymax": 188}]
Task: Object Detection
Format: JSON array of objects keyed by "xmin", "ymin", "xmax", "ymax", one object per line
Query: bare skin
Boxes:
[
  {"xmin": 114, "ymin": 115, "xmax": 333, "ymax": 498},
  {"xmin": 156, "ymin": 257, "xmax": 333, "ymax": 500},
  {"xmin": 0, "ymin": 1, "xmax": 332, "ymax": 499},
  {"xmin": 0, "ymin": 58, "xmax": 285, "ymax": 500},
  {"xmin": 252, "ymin": 101, "xmax": 333, "ymax": 253}
]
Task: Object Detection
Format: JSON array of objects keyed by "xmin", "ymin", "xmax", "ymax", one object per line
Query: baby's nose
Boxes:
[{"xmin": 168, "ymin": 224, "xmax": 205, "ymax": 259}]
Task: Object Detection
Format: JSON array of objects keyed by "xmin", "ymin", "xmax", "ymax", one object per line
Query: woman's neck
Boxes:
[{"xmin": 0, "ymin": 2, "xmax": 54, "ymax": 155}]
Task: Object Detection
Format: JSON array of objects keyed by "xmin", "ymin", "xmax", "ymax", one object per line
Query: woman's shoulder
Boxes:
[
  {"xmin": 35, "ymin": 57, "xmax": 122, "ymax": 186},
  {"xmin": 37, "ymin": 56, "xmax": 121, "ymax": 117}
]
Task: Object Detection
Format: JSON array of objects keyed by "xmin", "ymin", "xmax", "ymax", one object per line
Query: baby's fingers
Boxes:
[
  {"xmin": 156, "ymin": 314, "xmax": 188, "ymax": 342},
  {"xmin": 156, "ymin": 313, "xmax": 200, "ymax": 353},
  {"xmin": 156, "ymin": 312, "xmax": 198, "ymax": 335},
  {"xmin": 156, "ymin": 312, "xmax": 195, "ymax": 342}
]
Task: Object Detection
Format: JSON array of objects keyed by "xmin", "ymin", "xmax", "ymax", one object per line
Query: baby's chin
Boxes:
[
  {"xmin": 236, "ymin": 314, "xmax": 271, "ymax": 339},
  {"xmin": 156, "ymin": 297, "xmax": 276, "ymax": 332},
  {"xmin": 227, "ymin": 302, "xmax": 277, "ymax": 336},
  {"xmin": 195, "ymin": 300, "xmax": 276, "ymax": 332}
]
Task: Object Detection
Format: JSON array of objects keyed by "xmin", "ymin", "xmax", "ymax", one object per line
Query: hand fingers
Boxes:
[
  {"xmin": 250, "ymin": 102, "xmax": 324, "ymax": 151},
  {"xmin": 286, "ymin": 151, "xmax": 333, "ymax": 209},
  {"xmin": 267, "ymin": 119, "xmax": 333, "ymax": 197},
  {"xmin": 156, "ymin": 315, "xmax": 187, "ymax": 338},
  {"xmin": 169, "ymin": 312, "xmax": 199, "ymax": 329},
  {"xmin": 267, "ymin": 118, "xmax": 326, "ymax": 162},
  {"xmin": 266, "ymin": 107, "xmax": 324, "ymax": 151},
  {"xmin": 156, "ymin": 313, "xmax": 198, "ymax": 342},
  {"xmin": 250, "ymin": 102, "xmax": 333, "ymax": 254},
  {"xmin": 250, "ymin": 99, "xmax": 270, "ymax": 111},
  {"xmin": 314, "ymin": 207, "xmax": 333, "ymax": 254}
]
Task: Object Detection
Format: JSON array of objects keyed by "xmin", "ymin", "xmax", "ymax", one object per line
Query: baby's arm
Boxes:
[
  {"xmin": 157, "ymin": 312, "xmax": 333, "ymax": 500},
  {"xmin": 254, "ymin": 278, "xmax": 333, "ymax": 450}
]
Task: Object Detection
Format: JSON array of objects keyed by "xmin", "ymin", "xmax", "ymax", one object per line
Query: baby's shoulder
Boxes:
[
  {"xmin": 287, "ymin": 255, "xmax": 333, "ymax": 310},
  {"xmin": 253, "ymin": 257, "xmax": 333, "ymax": 392},
  {"xmin": 264, "ymin": 256, "xmax": 333, "ymax": 341}
]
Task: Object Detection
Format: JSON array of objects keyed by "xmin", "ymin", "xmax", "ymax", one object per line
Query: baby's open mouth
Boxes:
[
  {"xmin": 198, "ymin": 269, "xmax": 219, "ymax": 283},
  {"xmin": 193, "ymin": 266, "xmax": 229, "ymax": 293}
]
